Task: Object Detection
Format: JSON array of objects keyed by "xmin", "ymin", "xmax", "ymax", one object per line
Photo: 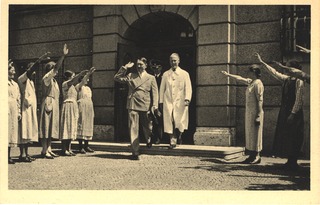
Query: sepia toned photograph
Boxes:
[{"xmin": 2, "ymin": 2, "xmax": 319, "ymax": 204}]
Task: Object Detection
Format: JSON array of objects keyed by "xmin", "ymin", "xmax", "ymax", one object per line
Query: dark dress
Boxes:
[{"xmin": 273, "ymin": 78, "xmax": 304, "ymax": 158}]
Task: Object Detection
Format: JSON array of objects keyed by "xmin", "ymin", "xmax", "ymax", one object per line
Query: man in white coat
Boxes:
[{"xmin": 159, "ymin": 53, "xmax": 192, "ymax": 149}]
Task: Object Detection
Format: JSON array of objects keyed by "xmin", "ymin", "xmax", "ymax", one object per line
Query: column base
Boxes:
[{"xmin": 194, "ymin": 127, "xmax": 236, "ymax": 146}]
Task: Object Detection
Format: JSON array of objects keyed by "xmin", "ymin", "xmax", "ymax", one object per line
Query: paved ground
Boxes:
[{"xmin": 8, "ymin": 146, "xmax": 310, "ymax": 190}]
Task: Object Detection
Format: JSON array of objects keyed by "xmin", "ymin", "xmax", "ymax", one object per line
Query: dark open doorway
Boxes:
[{"xmin": 115, "ymin": 12, "xmax": 196, "ymax": 144}]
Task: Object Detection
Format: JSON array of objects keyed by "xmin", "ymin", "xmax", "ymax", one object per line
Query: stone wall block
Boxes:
[
  {"xmin": 236, "ymin": 43, "xmax": 282, "ymax": 64},
  {"xmin": 236, "ymin": 6, "xmax": 282, "ymax": 23},
  {"xmin": 197, "ymin": 86, "xmax": 236, "ymax": 106},
  {"xmin": 197, "ymin": 65, "xmax": 228, "ymax": 85},
  {"xmin": 93, "ymin": 35, "xmax": 118, "ymax": 53},
  {"xmin": 93, "ymin": 5, "xmax": 121, "ymax": 17},
  {"xmin": 10, "ymin": 7, "xmax": 92, "ymax": 30},
  {"xmin": 198, "ymin": 24, "xmax": 228, "ymax": 45},
  {"xmin": 198, "ymin": 44, "xmax": 228, "ymax": 65},
  {"xmin": 197, "ymin": 107, "xmax": 236, "ymax": 127},
  {"xmin": 93, "ymin": 16, "xmax": 119, "ymax": 35},
  {"xmin": 199, "ymin": 5, "xmax": 228, "ymax": 24},
  {"xmin": 92, "ymin": 71, "xmax": 115, "ymax": 88},
  {"xmin": 92, "ymin": 53, "xmax": 117, "ymax": 70},
  {"xmin": 237, "ymin": 22, "xmax": 280, "ymax": 43}
]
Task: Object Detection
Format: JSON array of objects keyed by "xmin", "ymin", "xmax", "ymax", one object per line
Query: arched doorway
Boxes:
[{"xmin": 115, "ymin": 11, "xmax": 196, "ymax": 144}]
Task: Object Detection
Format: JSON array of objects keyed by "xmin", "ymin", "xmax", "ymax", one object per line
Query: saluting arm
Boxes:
[
  {"xmin": 221, "ymin": 71, "xmax": 250, "ymax": 85},
  {"xmin": 55, "ymin": 44, "xmax": 69, "ymax": 73},
  {"xmin": 255, "ymin": 53, "xmax": 287, "ymax": 82},
  {"xmin": 75, "ymin": 67, "xmax": 96, "ymax": 91},
  {"xmin": 114, "ymin": 62, "xmax": 134, "ymax": 83},
  {"xmin": 67, "ymin": 70, "xmax": 88, "ymax": 87}
]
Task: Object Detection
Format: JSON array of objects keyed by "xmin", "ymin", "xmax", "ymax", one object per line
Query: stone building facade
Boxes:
[{"xmin": 9, "ymin": 5, "xmax": 310, "ymax": 155}]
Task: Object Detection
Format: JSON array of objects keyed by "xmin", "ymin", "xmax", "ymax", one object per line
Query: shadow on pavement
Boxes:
[
  {"xmin": 86, "ymin": 153, "xmax": 131, "ymax": 160},
  {"xmin": 180, "ymin": 158, "xmax": 310, "ymax": 190}
]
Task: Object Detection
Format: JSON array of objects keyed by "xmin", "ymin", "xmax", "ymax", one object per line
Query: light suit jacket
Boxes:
[
  {"xmin": 159, "ymin": 67, "xmax": 192, "ymax": 133},
  {"xmin": 114, "ymin": 66, "xmax": 158, "ymax": 112}
]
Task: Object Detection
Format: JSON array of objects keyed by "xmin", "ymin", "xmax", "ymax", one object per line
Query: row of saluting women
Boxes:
[
  {"xmin": 8, "ymin": 43, "xmax": 308, "ymax": 169},
  {"xmin": 8, "ymin": 44, "xmax": 96, "ymax": 164},
  {"xmin": 221, "ymin": 52, "xmax": 306, "ymax": 170}
]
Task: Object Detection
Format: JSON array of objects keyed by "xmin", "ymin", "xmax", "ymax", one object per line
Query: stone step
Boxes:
[{"xmin": 51, "ymin": 141, "xmax": 244, "ymax": 160}]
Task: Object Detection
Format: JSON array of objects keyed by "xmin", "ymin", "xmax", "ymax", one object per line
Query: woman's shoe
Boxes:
[
  {"xmin": 61, "ymin": 151, "xmax": 72, "ymax": 156},
  {"xmin": 44, "ymin": 153, "xmax": 54, "ymax": 159},
  {"xmin": 26, "ymin": 155, "xmax": 36, "ymax": 161},
  {"xmin": 84, "ymin": 147, "xmax": 95, "ymax": 153},
  {"xmin": 19, "ymin": 156, "xmax": 32, "ymax": 163},
  {"xmin": 241, "ymin": 157, "xmax": 254, "ymax": 164},
  {"xmin": 49, "ymin": 152, "xmax": 59, "ymax": 157},
  {"xmin": 250, "ymin": 157, "xmax": 261, "ymax": 164},
  {"xmin": 8, "ymin": 158, "xmax": 15, "ymax": 164},
  {"xmin": 79, "ymin": 148, "xmax": 86, "ymax": 154},
  {"xmin": 69, "ymin": 150, "xmax": 77, "ymax": 156}
]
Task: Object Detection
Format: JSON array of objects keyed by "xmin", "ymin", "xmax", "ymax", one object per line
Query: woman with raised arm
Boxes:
[
  {"xmin": 273, "ymin": 61, "xmax": 310, "ymax": 84},
  {"xmin": 18, "ymin": 53, "xmax": 49, "ymax": 162},
  {"xmin": 39, "ymin": 44, "xmax": 68, "ymax": 159},
  {"xmin": 76, "ymin": 67, "xmax": 96, "ymax": 154},
  {"xmin": 8, "ymin": 60, "xmax": 21, "ymax": 164},
  {"xmin": 255, "ymin": 53, "xmax": 305, "ymax": 170},
  {"xmin": 221, "ymin": 65, "xmax": 264, "ymax": 164},
  {"xmin": 60, "ymin": 69, "xmax": 89, "ymax": 156}
]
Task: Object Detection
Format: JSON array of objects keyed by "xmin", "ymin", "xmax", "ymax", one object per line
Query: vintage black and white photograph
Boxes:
[{"xmin": 2, "ymin": 3, "xmax": 319, "ymax": 204}]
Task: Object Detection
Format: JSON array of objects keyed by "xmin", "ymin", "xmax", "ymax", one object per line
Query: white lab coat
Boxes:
[{"xmin": 159, "ymin": 67, "xmax": 192, "ymax": 133}]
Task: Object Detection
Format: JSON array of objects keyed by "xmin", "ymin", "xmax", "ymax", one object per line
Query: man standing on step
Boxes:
[
  {"xmin": 159, "ymin": 53, "xmax": 192, "ymax": 149},
  {"xmin": 114, "ymin": 57, "xmax": 158, "ymax": 160},
  {"xmin": 149, "ymin": 59, "xmax": 164, "ymax": 144}
]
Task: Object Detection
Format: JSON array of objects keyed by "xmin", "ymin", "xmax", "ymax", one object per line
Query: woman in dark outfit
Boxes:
[{"xmin": 256, "ymin": 53, "xmax": 304, "ymax": 170}]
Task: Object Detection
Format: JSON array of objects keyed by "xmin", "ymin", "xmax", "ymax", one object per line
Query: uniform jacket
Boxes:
[
  {"xmin": 114, "ymin": 66, "xmax": 158, "ymax": 112},
  {"xmin": 159, "ymin": 67, "xmax": 192, "ymax": 133}
]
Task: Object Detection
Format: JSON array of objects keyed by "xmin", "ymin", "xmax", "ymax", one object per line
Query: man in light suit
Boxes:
[
  {"xmin": 114, "ymin": 57, "xmax": 158, "ymax": 160},
  {"xmin": 159, "ymin": 53, "xmax": 192, "ymax": 149}
]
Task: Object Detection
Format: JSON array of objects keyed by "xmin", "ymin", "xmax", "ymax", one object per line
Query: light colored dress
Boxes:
[
  {"xmin": 77, "ymin": 85, "xmax": 94, "ymax": 140},
  {"xmin": 245, "ymin": 79, "xmax": 264, "ymax": 152},
  {"xmin": 60, "ymin": 82, "xmax": 79, "ymax": 140},
  {"xmin": 8, "ymin": 79, "xmax": 21, "ymax": 147},
  {"xmin": 39, "ymin": 69, "xmax": 60, "ymax": 139},
  {"xmin": 18, "ymin": 72, "xmax": 38, "ymax": 144}
]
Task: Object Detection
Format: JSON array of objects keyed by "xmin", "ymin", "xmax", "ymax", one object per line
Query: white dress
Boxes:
[
  {"xmin": 245, "ymin": 79, "xmax": 264, "ymax": 152},
  {"xmin": 18, "ymin": 72, "xmax": 38, "ymax": 144},
  {"xmin": 60, "ymin": 82, "xmax": 79, "ymax": 140},
  {"xmin": 77, "ymin": 86, "xmax": 94, "ymax": 140},
  {"xmin": 8, "ymin": 79, "xmax": 20, "ymax": 147}
]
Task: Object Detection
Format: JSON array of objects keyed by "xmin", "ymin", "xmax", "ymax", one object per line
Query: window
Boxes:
[{"xmin": 280, "ymin": 5, "xmax": 310, "ymax": 54}]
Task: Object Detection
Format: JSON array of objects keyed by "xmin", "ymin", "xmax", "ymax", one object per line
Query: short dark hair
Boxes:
[
  {"xmin": 249, "ymin": 64, "xmax": 261, "ymax": 78},
  {"xmin": 137, "ymin": 57, "xmax": 148, "ymax": 66},
  {"xmin": 286, "ymin": 60, "xmax": 302, "ymax": 70},
  {"xmin": 45, "ymin": 61, "xmax": 56, "ymax": 72},
  {"xmin": 64, "ymin": 70, "xmax": 75, "ymax": 80}
]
